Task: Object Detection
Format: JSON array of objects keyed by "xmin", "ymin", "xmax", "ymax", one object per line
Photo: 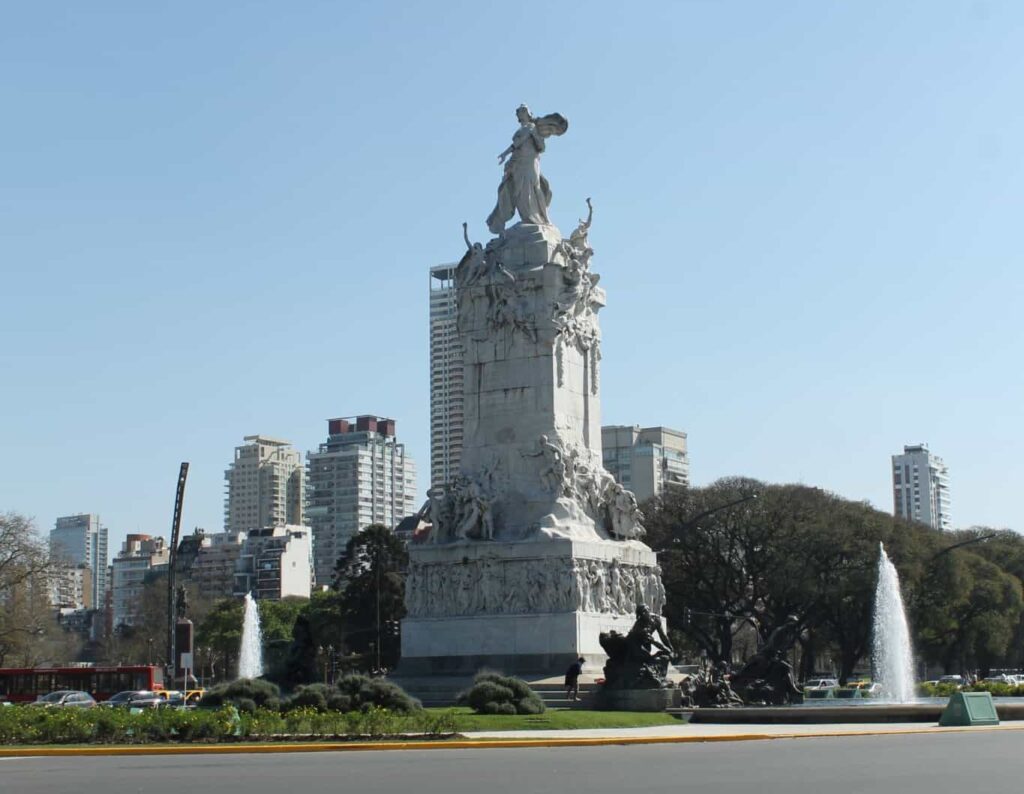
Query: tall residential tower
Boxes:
[
  {"xmin": 224, "ymin": 436, "xmax": 305, "ymax": 534},
  {"xmin": 306, "ymin": 416, "xmax": 417, "ymax": 585},
  {"xmin": 892, "ymin": 443, "xmax": 951, "ymax": 531},
  {"xmin": 429, "ymin": 264, "xmax": 463, "ymax": 489},
  {"xmin": 50, "ymin": 514, "xmax": 108, "ymax": 609}
]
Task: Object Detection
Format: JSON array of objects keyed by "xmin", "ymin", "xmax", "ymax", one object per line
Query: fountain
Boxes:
[
  {"xmin": 238, "ymin": 592, "xmax": 264, "ymax": 679},
  {"xmin": 872, "ymin": 543, "xmax": 916, "ymax": 703},
  {"xmin": 691, "ymin": 543, "xmax": 1024, "ymax": 723}
]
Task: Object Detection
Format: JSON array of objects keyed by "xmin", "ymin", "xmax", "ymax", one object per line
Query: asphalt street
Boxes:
[{"xmin": 1, "ymin": 732, "xmax": 1016, "ymax": 794}]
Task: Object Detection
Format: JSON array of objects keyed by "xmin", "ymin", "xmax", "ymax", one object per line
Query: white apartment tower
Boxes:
[
  {"xmin": 306, "ymin": 416, "xmax": 417, "ymax": 586},
  {"xmin": 602, "ymin": 425, "xmax": 690, "ymax": 503},
  {"xmin": 110, "ymin": 534, "xmax": 169, "ymax": 628},
  {"xmin": 50, "ymin": 514, "xmax": 108, "ymax": 609},
  {"xmin": 224, "ymin": 435, "xmax": 305, "ymax": 534},
  {"xmin": 429, "ymin": 264, "xmax": 464, "ymax": 489},
  {"xmin": 233, "ymin": 525, "xmax": 313, "ymax": 601},
  {"xmin": 892, "ymin": 443, "xmax": 951, "ymax": 531}
]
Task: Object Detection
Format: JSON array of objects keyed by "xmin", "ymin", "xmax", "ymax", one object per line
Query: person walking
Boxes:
[{"xmin": 564, "ymin": 657, "xmax": 585, "ymax": 702}]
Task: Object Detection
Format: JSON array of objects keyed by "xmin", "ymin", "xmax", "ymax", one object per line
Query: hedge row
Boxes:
[
  {"xmin": 918, "ymin": 681, "xmax": 1024, "ymax": 698},
  {"xmin": 0, "ymin": 704, "xmax": 457, "ymax": 745}
]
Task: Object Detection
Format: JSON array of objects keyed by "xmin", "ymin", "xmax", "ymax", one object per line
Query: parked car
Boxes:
[
  {"xmin": 803, "ymin": 678, "xmax": 839, "ymax": 691},
  {"xmin": 158, "ymin": 690, "xmax": 197, "ymax": 709},
  {"xmin": 32, "ymin": 690, "xmax": 97, "ymax": 708},
  {"xmin": 103, "ymin": 690, "xmax": 162, "ymax": 708},
  {"xmin": 938, "ymin": 675, "xmax": 964, "ymax": 688}
]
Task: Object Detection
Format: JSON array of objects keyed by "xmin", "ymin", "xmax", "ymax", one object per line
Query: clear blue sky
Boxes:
[{"xmin": 2, "ymin": 1, "xmax": 1022, "ymax": 554}]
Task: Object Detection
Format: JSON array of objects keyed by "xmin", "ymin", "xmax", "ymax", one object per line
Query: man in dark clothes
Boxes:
[{"xmin": 565, "ymin": 657, "xmax": 585, "ymax": 701}]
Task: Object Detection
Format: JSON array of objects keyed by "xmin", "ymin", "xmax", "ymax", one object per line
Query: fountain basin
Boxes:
[{"xmin": 688, "ymin": 701, "xmax": 1024, "ymax": 724}]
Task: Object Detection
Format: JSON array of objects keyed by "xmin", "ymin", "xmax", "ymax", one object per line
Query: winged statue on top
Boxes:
[{"xmin": 486, "ymin": 105, "xmax": 569, "ymax": 235}]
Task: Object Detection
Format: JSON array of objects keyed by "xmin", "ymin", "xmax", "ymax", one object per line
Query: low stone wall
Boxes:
[{"xmin": 596, "ymin": 688, "xmax": 674, "ymax": 712}]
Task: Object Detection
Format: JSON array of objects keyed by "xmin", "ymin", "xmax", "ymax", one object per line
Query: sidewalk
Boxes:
[{"xmin": 463, "ymin": 720, "xmax": 1024, "ymax": 742}]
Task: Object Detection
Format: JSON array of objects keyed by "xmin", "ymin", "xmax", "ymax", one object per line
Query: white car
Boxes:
[{"xmin": 803, "ymin": 678, "xmax": 839, "ymax": 690}]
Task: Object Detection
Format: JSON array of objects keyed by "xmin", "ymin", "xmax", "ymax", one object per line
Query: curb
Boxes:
[{"xmin": 3, "ymin": 723, "xmax": 1024, "ymax": 757}]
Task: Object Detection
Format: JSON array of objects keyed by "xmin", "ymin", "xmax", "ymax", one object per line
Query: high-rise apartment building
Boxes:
[
  {"xmin": 892, "ymin": 443, "xmax": 951, "ymax": 531},
  {"xmin": 224, "ymin": 436, "xmax": 304, "ymax": 534},
  {"xmin": 193, "ymin": 530, "xmax": 248, "ymax": 600},
  {"xmin": 233, "ymin": 525, "xmax": 313, "ymax": 601},
  {"xmin": 175, "ymin": 529, "xmax": 249, "ymax": 601},
  {"xmin": 110, "ymin": 534, "xmax": 169, "ymax": 628},
  {"xmin": 48, "ymin": 565, "xmax": 92, "ymax": 610},
  {"xmin": 601, "ymin": 425, "xmax": 689, "ymax": 503},
  {"xmin": 306, "ymin": 416, "xmax": 418, "ymax": 585},
  {"xmin": 50, "ymin": 514, "xmax": 108, "ymax": 609},
  {"xmin": 429, "ymin": 264, "xmax": 464, "ymax": 489}
]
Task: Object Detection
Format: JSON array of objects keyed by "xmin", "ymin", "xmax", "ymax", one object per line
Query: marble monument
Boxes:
[{"xmin": 400, "ymin": 105, "xmax": 665, "ymax": 675}]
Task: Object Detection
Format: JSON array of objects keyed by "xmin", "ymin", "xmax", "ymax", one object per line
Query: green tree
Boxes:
[
  {"xmin": 334, "ymin": 524, "xmax": 408, "ymax": 671},
  {"xmin": 914, "ymin": 549, "xmax": 1023, "ymax": 675},
  {"xmin": 258, "ymin": 597, "xmax": 307, "ymax": 643},
  {"xmin": 302, "ymin": 589, "xmax": 347, "ymax": 651},
  {"xmin": 258, "ymin": 596, "xmax": 307, "ymax": 678},
  {"xmin": 196, "ymin": 598, "xmax": 243, "ymax": 682}
]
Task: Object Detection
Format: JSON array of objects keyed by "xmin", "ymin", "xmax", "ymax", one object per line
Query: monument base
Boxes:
[
  {"xmin": 399, "ymin": 536, "xmax": 662, "ymax": 677},
  {"xmin": 596, "ymin": 688, "xmax": 674, "ymax": 712},
  {"xmin": 398, "ymin": 611, "xmax": 640, "ymax": 676}
]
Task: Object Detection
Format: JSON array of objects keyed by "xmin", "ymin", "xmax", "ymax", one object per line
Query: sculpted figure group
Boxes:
[
  {"xmin": 521, "ymin": 434, "xmax": 644, "ymax": 541},
  {"xmin": 599, "ymin": 605, "xmax": 675, "ymax": 690},
  {"xmin": 430, "ymin": 464, "xmax": 499, "ymax": 544},
  {"xmin": 405, "ymin": 556, "xmax": 665, "ymax": 619}
]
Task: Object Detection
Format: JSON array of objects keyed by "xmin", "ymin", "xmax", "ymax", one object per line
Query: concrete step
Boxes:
[{"xmin": 391, "ymin": 674, "xmax": 600, "ymax": 709}]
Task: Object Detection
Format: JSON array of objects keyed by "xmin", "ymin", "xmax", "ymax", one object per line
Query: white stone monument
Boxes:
[{"xmin": 400, "ymin": 106, "xmax": 665, "ymax": 675}]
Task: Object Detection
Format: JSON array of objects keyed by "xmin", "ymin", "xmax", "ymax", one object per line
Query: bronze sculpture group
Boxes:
[{"xmin": 600, "ymin": 609, "xmax": 804, "ymax": 707}]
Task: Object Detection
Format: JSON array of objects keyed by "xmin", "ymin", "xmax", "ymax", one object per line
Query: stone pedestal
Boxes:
[
  {"xmin": 596, "ymin": 688, "xmax": 674, "ymax": 712},
  {"xmin": 400, "ymin": 537, "xmax": 661, "ymax": 675}
]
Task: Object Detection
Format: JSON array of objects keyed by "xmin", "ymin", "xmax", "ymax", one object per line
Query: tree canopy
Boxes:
[{"xmin": 645, "ymin": 480, "xmax": 1023, "ymax": 680}]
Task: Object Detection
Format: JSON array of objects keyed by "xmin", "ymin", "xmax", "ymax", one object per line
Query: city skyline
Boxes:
[{"xmin": 3, "ymin": 3, "xmax": 1023, "ymax": 553}]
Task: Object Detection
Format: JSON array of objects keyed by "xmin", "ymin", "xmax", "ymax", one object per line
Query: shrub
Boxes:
[
  {"xmin": 414, "ymin": 708, "xmax": 458, "ymax": 736},
  {"xmin": 917, "ymin": 682, "xmax": 960, "ymax": 698},
  {"xmin": 967, "ymin": 682, "xmax": 1024, "ymax": 697},
  {"xmin": 333, "ymin": 675, "xmax": 420, "ymax": 713},
  {"xmin": 284, "ymin": 684, "xmax": 329, "ymax": 712},
  {"xmin": 200, "ymin": 678, "xmax": 281, "ymax": 710},
  {"xmin": 37, "ymin": 707, "xmax": 95, "ymax": 743},
  {"xmin": 326, "ymin": 693, "xmax": 353, "ymax": 712},
  {"xmin": 463, "ymin": 672, "xmax": 545, "ymax": 715},
  {"xmin": 0, "ymin": 702, "xmax": 448, "ymax": 745}
]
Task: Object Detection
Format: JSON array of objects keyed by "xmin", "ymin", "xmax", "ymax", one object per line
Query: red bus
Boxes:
[{"xmin": 0, "ymin": 665, "xmax": 164, "ymax": 703}]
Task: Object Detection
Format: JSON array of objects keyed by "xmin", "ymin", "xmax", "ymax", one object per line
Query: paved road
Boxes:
[{"xmin": 1, "ymin": 732, "xmax": 1016, "ymax": 794}]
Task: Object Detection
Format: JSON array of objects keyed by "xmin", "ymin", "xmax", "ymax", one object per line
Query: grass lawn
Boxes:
[{"xmin": 433, "ymin": 707, "xmax": 682, "ymax": 732}]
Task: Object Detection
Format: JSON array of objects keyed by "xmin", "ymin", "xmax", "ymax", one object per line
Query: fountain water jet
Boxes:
[
  {"xmin": 238, "ymin": 592, "xmax": 264, "ymax": 679},
  {"xmin": 872, "ymin": 543, "xmax": 916, "ymax": 703}
]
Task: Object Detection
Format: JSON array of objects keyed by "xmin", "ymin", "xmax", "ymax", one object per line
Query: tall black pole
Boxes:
[
  {"xmin": 167, "ymin": 462, "xmax": 189, "ymax": 684},
  {"xmin": 375, "ymin": 535, "xmax": 382, "ymax": 672}
]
